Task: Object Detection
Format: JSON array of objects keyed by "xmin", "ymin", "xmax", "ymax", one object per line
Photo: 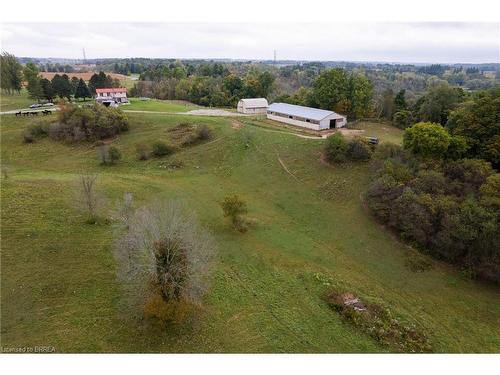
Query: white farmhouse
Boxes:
[
  {"xmin": 267, "ymin": 103, "xmax": 347, "ymax": 130},
  {"xmin": 237, "ymin": 98, "xmax": 268, "ymax": 114},
  {"xmin": 95, "ymin": 88, "xmax": 129, "ymax": 106}
]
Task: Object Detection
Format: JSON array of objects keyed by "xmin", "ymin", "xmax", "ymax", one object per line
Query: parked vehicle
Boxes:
[
  {"xmin": 29, "ymin": 104, "xmax": 42, "ymax": 108},
  {"xmin": 43, "ymin": 103, "xmax": 55, "ymax": 107}
]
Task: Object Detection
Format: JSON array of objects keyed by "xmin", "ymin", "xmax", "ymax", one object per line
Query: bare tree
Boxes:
[
  {"xmin": 114, "ymin": 200, "xmax": 216, "ymax": 323},
  {"xmin": 113, "ymin": 192, "xmax": 134, "ymax": 230},
  {"xmin": 75, "ymin": 174, "xmax": 104, "ymax": 221}
]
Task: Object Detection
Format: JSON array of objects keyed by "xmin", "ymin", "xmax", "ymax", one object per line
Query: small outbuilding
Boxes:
[
  {"xmin": 237, "ymin": 98, "xmax": 269, "ymax": 114},
  {"xmin": 267, "ymin": 103, "xmax": 347, "ymax": 130}
]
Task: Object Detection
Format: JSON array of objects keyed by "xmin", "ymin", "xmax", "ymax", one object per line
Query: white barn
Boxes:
[
  {"xmin": 267, "ymin": 103, "xmax": 347, "ymax": 131},
  {"xmin": 237, "ymin": 98, "xmax": 268, "ymax": 114}
]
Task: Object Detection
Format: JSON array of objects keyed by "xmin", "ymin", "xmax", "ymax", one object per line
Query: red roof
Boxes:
[{"xmin": 96, "ymin": 88, "xmax": 127, "ymax": 93}]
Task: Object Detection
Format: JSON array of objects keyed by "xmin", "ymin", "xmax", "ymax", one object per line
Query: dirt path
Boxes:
[{"xmin": 277, "ymin": 154, "xmax": 300, "ymax": 181}]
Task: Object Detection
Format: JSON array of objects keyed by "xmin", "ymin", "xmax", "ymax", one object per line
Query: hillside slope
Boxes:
[{"xmin": 1, "ymin": 112, "xmax": 499, "ymax": 353}]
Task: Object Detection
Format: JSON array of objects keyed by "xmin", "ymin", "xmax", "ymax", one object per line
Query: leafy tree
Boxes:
[
  {"xmin": 51, "ymin": 74, "xmax": 72, "ymax": 100},
  {"xmin": 403, "ymin": 122, "xmax": 451, "ymax": 159},
  {"xmin": 324, "ymin": 133, "xmax": 348, "ymax": 163},
  {"xmin": 393, "ymin": 110, "xmax": 413, "ymax": 129},
  {"xmin": 311, "ymin": 68, "xmax": 349, "ymax": 112},
  {"xmin": 380, "ymin": 89, "xmax": 394, "ymax": 120},
  {"xmin": 416, "ymin": 83, "xmax": 466, "ymax": 125},
  {"xmin": 74, "ymin": 79, "xmax": 91, "ymax": 101},
  {"xmin": 0, "ymin": 52, "xmax": 23, "ymax": 93},
  {"xmin": 446, "ymin": 88, "xmax": 500, "ymax": 168},
  {"xmin": 23, "ymin": 62, "xmax": 43, "ymax": 101}
]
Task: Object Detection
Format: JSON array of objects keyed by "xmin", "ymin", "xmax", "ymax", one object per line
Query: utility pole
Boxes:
[
  {"xmin": 273, "ymin": 50, "xmax": 276, "ymax": 66},
  {"xmin": 82, "ymin": 48, "xmax": 87, "ymax": 64}
]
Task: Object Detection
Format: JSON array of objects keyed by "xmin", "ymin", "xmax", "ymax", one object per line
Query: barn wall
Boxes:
[
  {"xmin": 243, "ymin": 107, "xmax": 267, "ymax": 114},
  {"xmin": 267, "ymin": 114, "xmax": 321, "ymax": 130}
]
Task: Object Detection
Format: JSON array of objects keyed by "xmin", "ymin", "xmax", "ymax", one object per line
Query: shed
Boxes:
[
  {"xmin": 266, "ymin": 103, "xmax": 347, "ymax": 130},
  {"xmin": 237, "ymin": 98, "xmax": 269, "ymax": 114}
]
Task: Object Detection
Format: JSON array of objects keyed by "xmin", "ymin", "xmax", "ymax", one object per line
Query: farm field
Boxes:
[
  {"xmin": 125, "ymin": 98, "xmax": 200, "ymax": 112},
  {"xmin": 1, "ymin": 107, "xmax": 499, "ymax": 353}
]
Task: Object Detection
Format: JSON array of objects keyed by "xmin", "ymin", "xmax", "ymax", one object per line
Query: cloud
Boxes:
[{"xmin": 1, "ymin": 22, "xmax": 499, "ymax": 63}]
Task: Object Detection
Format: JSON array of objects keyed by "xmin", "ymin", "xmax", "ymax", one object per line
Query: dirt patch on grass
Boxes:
[
  {"xmin": 231, "ymin": 120, "xmax": 244, "ymax": 130},
  {"xmin": 337, "ymin": 128, "xmax": 365, "ymax": 138}
]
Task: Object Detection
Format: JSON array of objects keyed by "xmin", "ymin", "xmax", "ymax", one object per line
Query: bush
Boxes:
[
  {"xmin": 96, "ymin": 142, "xmax": 109, "ymax": 164},
  {"xmin": 23, "ymin": 130, "xmax": 35, "ymax": 143},
  {"xmin": 196, "ymin": 125, "xmax": 212, "ymax": 140},
  {"xmin": 152, "ymin": 141, "xmax": 175, "ymax": 157},
  {"xmin": 53, "ymin": 102, "xmax": 128, "ymax": 142},
  {"xmin": 135, "ymin": 143, "xmax": 150, "ymax": 160},
  {"xmin": 220, "ymin": 195, "xmax": 248, "ymax": 232},
  {"xmin": 324, "ymin": 133, "xmax": 348, "ymax": 163},
  {"xmin": 346, "ymin": 137, "xmax": 372, "ymax": 161},
  {"xmin": 108, "ymin": 146, "xmax": 122, "ymax": 164},
  {"xmin": 393, "ymin": 110, "xmax": 413, "ymax": 129}
]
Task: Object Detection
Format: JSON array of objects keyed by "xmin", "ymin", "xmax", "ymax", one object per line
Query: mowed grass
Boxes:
[
  {"xmin": 126, "ymin": 98, "xmax": 199, "ymax": 112},
  {"xmin": 1, "ymin": 110, "xmax": 499, "ymax": 353},
  {"xmin": 0, "ymin": 90, "xmax": 34, "ymax": 111},
  {"xmin": 350, "ymin": 120, "xmax": 404, "ymax": 145}
]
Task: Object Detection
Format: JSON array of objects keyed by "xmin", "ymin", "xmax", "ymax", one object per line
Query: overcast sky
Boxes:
[{"xmin": 2, "ymin": 22, "xmax": 499, "ymax": 63}]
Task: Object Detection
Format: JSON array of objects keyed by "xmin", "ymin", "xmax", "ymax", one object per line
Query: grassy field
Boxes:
[
  {"xmin": 1, "ymin": 105, "xmax": 499, "ymax": 353},
  {"xmin": 0, "ymin": 90, "xmax": 34, "ymax": 111},
  {"xmin": 126, "ymin": 98, "xmax": 199, "ymax": 112}
]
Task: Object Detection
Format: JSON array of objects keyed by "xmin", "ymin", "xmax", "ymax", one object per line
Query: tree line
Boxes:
[{"xmin": 365, "ymin": 88, "xmax": 500, "ymax": 282}]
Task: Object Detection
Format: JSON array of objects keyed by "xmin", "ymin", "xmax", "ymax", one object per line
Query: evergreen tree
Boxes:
[
  {"xmin": 394, "ymin": 89, "xmax": 407, "ymax": 112},
  {"xmin": 74, "ymin": 79, "xmax": 91, "ymax": 101},
  {"xmin": 40, "ymin": 78, "xmax": 55, "ymax": 101}
]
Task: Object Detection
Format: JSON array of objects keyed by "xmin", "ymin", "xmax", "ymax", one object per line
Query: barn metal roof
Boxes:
[
  {"xmin": 239, "ymin": 98, "xmax": 268, "ymax": 108},
  {"xmin": 96, "ymin": 88, "xmax": 127, "ymax": 93},
  {"xmin": 268, "ymin": 103, "xmax": 343, "ymax": 121}
]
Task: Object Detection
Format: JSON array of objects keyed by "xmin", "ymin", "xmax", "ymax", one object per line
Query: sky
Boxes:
[{"xmin": 1, "ymin": 22, "xmax": 499, "ymax": 64}]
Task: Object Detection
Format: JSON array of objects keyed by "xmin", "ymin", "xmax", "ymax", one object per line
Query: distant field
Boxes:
[
  {"xmin": 126, "ymin": 98, "xmax": 199, "ymax": 112},
  {"xmin": 39, "ymin": 72, "xmax": 130, "ymax": 81},
  {"xmin": 1, "ymin": 109, "xmax": 499, "ymax": 353}
]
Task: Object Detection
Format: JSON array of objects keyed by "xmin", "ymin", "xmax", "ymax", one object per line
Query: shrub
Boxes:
[
  {"xmin": 53, "ymin": 102, "xmax": 128, "ymax": 142},
  {"xmin": 196, "ymin": 125, "xmax": 212, "ymax": 140},
  {"xmin": 23, "ymin": 130, "xmax": 35, "ymax": 143},
  {"xmin": 108, "ymin": 146, "xmax": 122, "ymax": 164},
  {"xmin": 393, "ymin": 110, "xmax": 413, "ymax": 129},
  {"xmin": 324, "ymin": 133, "xmax": 348, "ymax": 163},
  {"xmin": 346, "ymin": 137, "xmax": 372, "ymax": 161},
  {"xmin": 152, "ymin": 141, "xmax": 175, "ymax": 157},
  {"xmin": 135, "ymin": 143, "xmax": 150, "ymax": 160},
  {"xmin": 220, "ymin": 195, "xmax": 248, "ymax": 232},
  {"xmin": 96, "ymin": 142, "xmax": 109, "ymax": 164}
]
